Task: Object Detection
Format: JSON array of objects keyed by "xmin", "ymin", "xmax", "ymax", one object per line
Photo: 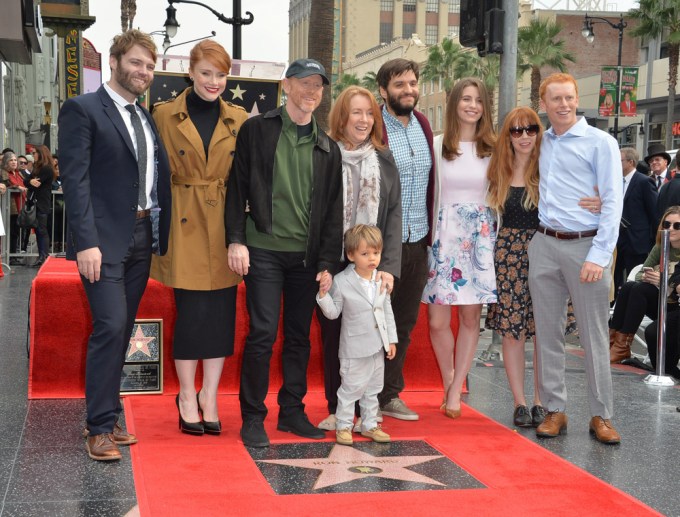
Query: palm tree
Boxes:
[
  {"xmin": 517, "ymin": 18, "xmax": 576, "ymax": 113},
  {"xmin": 454, "ymin": 51, "xmax": 501, "ymax": 104},
  {"xmin": 422, "ymin": 38, "xmax": 467, "ymax": 101},
  {"xmin": 333, "ymin": 73, "xmax": 361, "ymax": 99},
  {"xmin": 120, "ymin": 0, "xmax": 137, "ymax": 32},
  {"xmin": 361, "ymin": 71, "xmax": 380, "ymax": 101},
  {"xmin": 307, "ymin": 0, "xmax": 335, "ymax": 130},
  {"xmin": 630, "ymin": 0, "xmax": 680, "ymax": 149}
]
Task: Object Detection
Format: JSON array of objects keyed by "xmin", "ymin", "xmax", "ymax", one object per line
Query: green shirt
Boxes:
[
  {"xmin": 246, "ymin": 107, "xmax": 316, "ymax": 252},
  {"xmin": 635, "ymin": 244, "xmax": 680, "ymax": 281}
]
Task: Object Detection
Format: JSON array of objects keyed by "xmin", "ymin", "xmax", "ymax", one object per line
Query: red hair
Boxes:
[
  {"xmin": 190, "ymin": 39, "xmax": 231, "ymax": 74},
  {"xmin": 539, "ymin": 72, "xmax": 579, "ymax": 100},
  {"xmin": 487, "ymin": 107, "xmax": 541, "ymax": 214},
  {"xmin": 328, "ymin": 86, "xmax": 385, "ymax": 151}
]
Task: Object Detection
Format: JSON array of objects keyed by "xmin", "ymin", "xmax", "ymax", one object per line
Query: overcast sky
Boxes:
[{"xmin": 83, "ymin": 0, "xmax": 290, "ymax": 81}]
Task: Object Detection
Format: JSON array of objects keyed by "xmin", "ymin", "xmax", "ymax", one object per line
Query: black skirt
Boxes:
[{"xmin": 172, "ymin": 286, "xmax": 237, "ymax": 360}]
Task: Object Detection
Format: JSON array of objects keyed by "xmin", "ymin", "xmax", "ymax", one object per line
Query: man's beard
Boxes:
[
  {"xmin": 387, "ymin": 91, "xmax": 418, "ymax": 117},
  {"xmin": 114, "ymin": 65, "xmax": 150, "ymax": 97}
]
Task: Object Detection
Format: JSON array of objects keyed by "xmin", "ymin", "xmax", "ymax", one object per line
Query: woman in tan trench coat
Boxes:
[{"xmin": 151, "ymin": 40, "xmax": 247, "ymax": 436}]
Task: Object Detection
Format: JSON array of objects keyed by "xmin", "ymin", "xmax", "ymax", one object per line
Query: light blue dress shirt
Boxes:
[{"xmin": 538, "ymin": 116, "xmax": 623, "ymax": 267}]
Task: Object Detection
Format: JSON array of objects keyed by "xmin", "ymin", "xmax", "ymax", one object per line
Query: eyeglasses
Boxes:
[
  {"xmin": 18, "ymin": 161, "xmax": 27, "ymax": 165},
  {"xmin": 662, "ymin": 220, "xmax": 680, "ymax": 230},
  {"xmin": 509, "ymin": 125, "xmax": 540, "ymax": 138}
]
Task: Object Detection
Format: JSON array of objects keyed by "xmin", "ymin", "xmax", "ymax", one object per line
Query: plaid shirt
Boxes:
[{"xmin": 382, "ymin": 106, "xmax": 431, "ymax": 243}]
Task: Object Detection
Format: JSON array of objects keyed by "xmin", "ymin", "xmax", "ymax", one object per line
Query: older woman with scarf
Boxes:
[{"xmin": 316, "ymin": 86, "xmax": 402, "ymax": 432}]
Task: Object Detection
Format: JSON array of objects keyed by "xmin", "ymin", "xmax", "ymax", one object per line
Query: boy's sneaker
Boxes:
[
  {"xmin": 380, "ymin": 398, "xmax": 419, "ymax": 421},
  {"xmin": 361, "ymin": 426, "xmax": 391, "ymax": 443},
  {"xmin": 336, "ymin": 428, "xmax": 353, "ymax": 446},
  {"xmin": 318, "ymin": 414, "xmax": 337, "ymax": 431}
]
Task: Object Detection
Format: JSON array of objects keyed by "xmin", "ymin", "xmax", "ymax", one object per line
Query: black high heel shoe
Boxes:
[
  {"xmin": 175, "ymin": 395, "xmax": 204, "ymax": 435},
  {"xmin": 197, "ymin": 392, "xmax": 222, "ymax": 435}
]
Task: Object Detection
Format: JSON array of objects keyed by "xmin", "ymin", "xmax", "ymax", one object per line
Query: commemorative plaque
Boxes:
[{"xmin": 120, "ymin": 319, "xmax": 163, "ymax": 394}]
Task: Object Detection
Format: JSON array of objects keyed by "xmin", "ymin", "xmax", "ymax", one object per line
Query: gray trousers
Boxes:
[
  {"xmin": 528, "ymin": 232, "xmax": 614, "ymax": 419},
  {"xmin": 336, "ymin": 349, "xmax": 384, "ymax": 431}
]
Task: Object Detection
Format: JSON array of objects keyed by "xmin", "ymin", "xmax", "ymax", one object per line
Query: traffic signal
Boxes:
[{"xmin": 460, "ymin": 0, "xmax": 504, "ymax": 56}]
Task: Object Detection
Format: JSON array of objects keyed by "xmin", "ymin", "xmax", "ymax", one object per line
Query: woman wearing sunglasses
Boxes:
[
  {"xmin": 609, "ymin": 206, "xmax": 680, "ymax": 365},
  {"xmin": 486, "ymin": 107, "xmax": 600, "ymax": 427},
  {"xmin": 421, "ymin": 78, "xmax": 497, "ymax": 419}
]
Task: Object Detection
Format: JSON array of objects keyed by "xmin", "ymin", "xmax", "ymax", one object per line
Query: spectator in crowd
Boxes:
[
  {"xmin": 1, "ymin": 152, "xmax": 28, "ymax": 257},
  {"xmin": 647, "ymin": 144, "xmax": 673, "ymax": 192},
  {"xmin": 422, "ymin": 77, "xmax": 496, "ymax": 419},
  {"xmin": 528, "ymin": 73, "xmax": 622, "ymax": 445},
  {"xmin": 25, "ymin": 145, "xmax": 56, "ymax": 267},
  {"xmin": 226, "ymin": 58, "xmax": 343, "ymax": 448},
  {"xmin": 614, "ymin": 147, "xmax": 657, "ymax": 296},
  {"xmin": 610, "ymin": 206, "xmax": 680, "ymax": 364},
  {"xmin": 375, "ymin": 58, "xmax": 434, "ymax": 422},
  {"xmin": 151, "ymin": 40, "xmax": 248, "ymax": 436},
  {"xmin": 316, "ymin": 85, "xmax": 401, "ymax": 432}
]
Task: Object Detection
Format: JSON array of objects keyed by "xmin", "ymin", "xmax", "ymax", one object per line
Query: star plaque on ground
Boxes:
[
  {"xmin": 120, "ymin": 320, "xmax": 163, "ymax": 394},
  {"xmin": 246, "ymin": 441, "xmax": 486, "ymax": 494}
]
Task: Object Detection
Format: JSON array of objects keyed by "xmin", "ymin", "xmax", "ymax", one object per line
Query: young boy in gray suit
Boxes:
[{"xmin": 317, "ymin": 225, "xmax": 397, "ymax": 445}]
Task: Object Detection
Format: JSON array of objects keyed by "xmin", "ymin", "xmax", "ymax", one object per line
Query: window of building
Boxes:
[
  {"xmin": 427, "ymin": 0, "xmax": 439, "ymax": 13},
  {"xmin": 426, "ymin": 24, "xmax": 438, "ymax": 45},
  {"xmin": 449, "ymin": 0, "xmax": 460, "ymax": 13},
  {"xmin": 403, "ymin": 23, "xmax": 416, "ymax": 39},
  {"xmin": 437, "ymin": 105, "xmax": 443, "ymax": 131},
  {"xmin": 448, "ymin": 25, "xmax": 459, "ymax": 39},
  {"xmin": 380, "ymin": 22, "xmax": 393, "ymax": 44},
  {"xmin": 380, "ymin": 0, "xmax": 394, "ymax": 11},
  {"xmin": 429, "ymin": 108, "xmax": 434, "ymax": 128},
  {"xmin": 422, "ymin": 81, "xmax": 428, "ymax": 95},
  {"xmin": 404, "ymin": 0, "xmax": 416, "ymax": 12}
]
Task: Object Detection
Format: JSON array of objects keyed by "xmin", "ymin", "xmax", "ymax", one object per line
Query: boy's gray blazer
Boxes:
[{"xmin": 317, "ymin": 264, "xmax": 398, "ymax": 358}]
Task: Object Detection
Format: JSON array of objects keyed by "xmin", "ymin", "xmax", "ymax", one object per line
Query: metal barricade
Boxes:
[
  {"xmin": 0, "ymin": 190, "xmax": 9, "ymax": 272},
  {"xmin": 644, "ymin": 228, "xmax": 677, "ymax": 387}
]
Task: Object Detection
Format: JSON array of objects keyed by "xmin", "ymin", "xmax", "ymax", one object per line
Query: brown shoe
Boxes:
[
  {"xmin": 610, "ymin": 331, "xmax": 633, "ymax": 363},
  {"xmin": 609, "ymin": 328, "xmax": 616, "ymax": 349},
  {"xmin": 589, "ymin": 416, "xmax": 621, "ymax": 444},
  {"xmin": 536, "ymin": 411, "xmax": 568, "ymax": 438},
  {"xmin": 85, "ymin": 433, "xmax": 122, "ymax": 461},
  {"xmin": 83, "ymin": 422, "xmax": 138, "ymax": 446}
]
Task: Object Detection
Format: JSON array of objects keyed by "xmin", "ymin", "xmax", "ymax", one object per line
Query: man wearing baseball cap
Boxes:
[{"xmin": 227, "ymin": 58, "xmax": 342, "ymax": 447}]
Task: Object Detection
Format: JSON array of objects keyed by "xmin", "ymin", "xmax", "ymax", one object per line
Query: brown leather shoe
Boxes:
[
  {"xmin": 85, "ymin": 433, "xmax": 122, "ymax": 461},
  {"xmin": 610, "ymin": 331, "xmax": 633, "ymax": 363},
  {"xmin": 589, "ymin": 416, "xmax": 621, "ymax": 444},
  {"xmin": 535, "ymin": 411, "xmax": 568, "ymax": 438},
  {"xmin": 82, "ymin": 422, "xmax": 138, "ymax": 445}
]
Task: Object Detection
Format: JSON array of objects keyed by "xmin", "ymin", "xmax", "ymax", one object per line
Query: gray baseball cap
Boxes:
[{"xmin": 285, "ymin": 58, "xmax": 329, "ymax": 85}]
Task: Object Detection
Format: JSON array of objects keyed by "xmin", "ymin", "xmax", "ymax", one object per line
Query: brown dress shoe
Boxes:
[
  {"xmin": 610, "ymin": 331, "xmax": 633, "ymax": 363},
  {"xmin": 82, "ymin": 422, "xmax": 138, "ymax": 445},
  {"xmin": 86, "ymin": 433, "xmax": 122, "ymax": 461},
  {"xmin": 536, "ymin": 411, "xmax": 568, "ymax": 438},
  {"xmin": 589, "ymin": 416, "xmax": 621, "ymax": 444}
]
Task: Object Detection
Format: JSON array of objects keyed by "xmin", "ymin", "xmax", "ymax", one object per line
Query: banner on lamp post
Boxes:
[
  {"xmin": 598, "ymin": 66, "xmax": 618, "ymax": 117},
  {"xmin": 619, "ymin": 67, "xmax": 639, "ymax": 117}
]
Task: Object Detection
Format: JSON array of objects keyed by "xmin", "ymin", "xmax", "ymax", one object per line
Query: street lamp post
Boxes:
[
  {"xmin": 582, "ymin": 13, "xmax": 627, "ymax": 141},
  {"xmin": 163, "ymin": 0, "xmax": 254, "ymax": 59}
]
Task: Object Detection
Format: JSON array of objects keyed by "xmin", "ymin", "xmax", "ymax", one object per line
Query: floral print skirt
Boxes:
[
  {"xmin": 422, "ymin": 203, "xmax": 497, "ymax": 305},
  {"xmin": 485, "ymin": 226, "xmax": 578, "ymax": 340}
]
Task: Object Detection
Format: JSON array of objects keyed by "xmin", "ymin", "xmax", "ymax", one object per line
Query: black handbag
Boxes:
[{"xmin": 18, "ymin": 196, "xmax": 37, "ymax": 229}]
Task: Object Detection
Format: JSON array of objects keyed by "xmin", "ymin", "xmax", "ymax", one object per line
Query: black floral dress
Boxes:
[{"xmin": 485, "ymin": 186, "xmax": 577, "ymax": 339}]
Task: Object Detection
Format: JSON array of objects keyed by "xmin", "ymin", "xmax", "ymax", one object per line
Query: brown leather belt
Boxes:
[
  {"xmin": 537, "ymin": 224, "xmax": 597, "ymax": 240},
  {"xmin": 136, "ymin": 209, "xmax": 151, "ymax": 219}
]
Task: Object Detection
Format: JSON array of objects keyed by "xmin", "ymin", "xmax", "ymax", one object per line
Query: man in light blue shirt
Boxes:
[{"xmin": 528, "ymin": 73, "xmax": 623, "ymax": 445}]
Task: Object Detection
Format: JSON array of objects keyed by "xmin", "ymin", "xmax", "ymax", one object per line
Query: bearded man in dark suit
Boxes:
[{"xmin": 58, "ymin": 29, "xmax": 171, "ymax": 461}]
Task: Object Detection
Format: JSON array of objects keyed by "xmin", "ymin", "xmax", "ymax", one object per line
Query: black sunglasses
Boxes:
[
  {"xmin": 662, "ymin": 220, "xmax": 680, "ymax": 230},
  {"xmin": 509, "ymin": 125, "xmax": 540, "ymax": 138},
  {"xmin": 18, "ymin": 161, "xmax": 27, "ymax": 165}
]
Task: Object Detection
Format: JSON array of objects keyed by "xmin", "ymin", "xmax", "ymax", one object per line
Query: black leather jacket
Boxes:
[{"xmin": 226, "ymin": 107, "xmax": 343, "ymax": 273}]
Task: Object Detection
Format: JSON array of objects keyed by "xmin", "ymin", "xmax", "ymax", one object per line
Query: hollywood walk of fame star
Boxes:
[
  {"xmin": 230, "ymin": 84, "xmax": 246, "ymax": 101},
  {"xmin": 127, "ymin": 325, "xmax": 155, "ymax": 359},
  {"xmin": 258, "ymin": 444, "xmax": 445, "ymax": 491}
]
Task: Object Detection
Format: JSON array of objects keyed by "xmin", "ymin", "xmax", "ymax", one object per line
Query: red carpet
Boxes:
[
  {"xmin": 28, "ymin": 258, "xmax": 455, "ymax": 399},
  {"xmin": 125, "ymin": 392, "xmax": 660, "ymax": 517}
]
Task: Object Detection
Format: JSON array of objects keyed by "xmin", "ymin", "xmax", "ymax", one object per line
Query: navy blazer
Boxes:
[
  {"xmin": 619, "ymin": 171, "xmax": 657, "ymax": 256},
  {"xmin": 57, "ymin": 86, "xmax": 171, "ymax": 264}
]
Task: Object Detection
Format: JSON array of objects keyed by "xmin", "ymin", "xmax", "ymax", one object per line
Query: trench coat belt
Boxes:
[{"xmin": 171, "ymin": 175, "xmax": 225, "ymax": 206}]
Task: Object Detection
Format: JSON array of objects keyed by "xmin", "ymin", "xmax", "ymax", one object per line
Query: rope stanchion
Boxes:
[{"xmin": 644, "ymin": 228, "xmax": 676, "ymax": 386}]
